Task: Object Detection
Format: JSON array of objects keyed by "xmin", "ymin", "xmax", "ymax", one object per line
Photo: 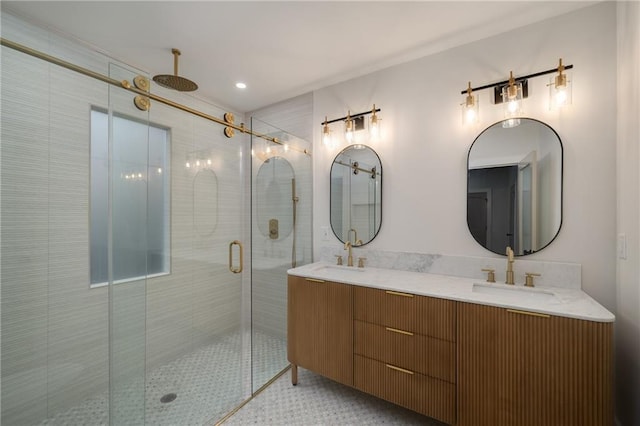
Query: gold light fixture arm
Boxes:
[
  {"xmin": 507, "ymin": 71, "xmax": 518, "ymax": 100},
  {"xmin": 555, "ymin": 58, "xmax": 567, "ymax": 89},
  {"xmin": 465, "ymin": 81, "xmax": 475, "ymax": 107},
  {"xmin": 459, "ymin": 60, "xmax": 574, "ymax": 95},
  {"xmin": 370, "ymin": 104, "xmax": 379, "ymax": 126},
  {"xmin": 345, "ymin": 110, "xmax": 353, "ymax": 131},
  {"xmin": 321, "ymin": 107, "xmax": 381, "ymax": 126}
]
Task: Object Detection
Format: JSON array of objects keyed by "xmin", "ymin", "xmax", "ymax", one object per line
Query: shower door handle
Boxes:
[{"xmin": 229, "ymin": 240, "xmax": 243, "ymax": 274}]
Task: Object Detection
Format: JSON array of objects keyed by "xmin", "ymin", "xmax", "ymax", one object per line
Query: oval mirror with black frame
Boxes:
[
  {"xmin": 467, "ymin": 118, "xmax": 563, "ymax": 256},
  {"xmin": 330, "ymin": 144, "xmax": 382, "ymax": 246},
  {"xmin": 256, "ymin": 156, "xmax": 295, "ymax": 241}
]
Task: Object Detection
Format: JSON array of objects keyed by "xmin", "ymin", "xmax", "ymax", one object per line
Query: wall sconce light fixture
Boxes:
[
  {"xmin": 461, "ymin": 82, "xmax": 479, "ymax": 125},
  {"xmin": 502, "ymin": 71, "xmax": 523, "ymax": 128},
  {"xmin": 459, "ymin": 59, "xmax": 573, "ymax": 126},
  {"xmin": 321, "ymin": 105, "xmax": 381, "ymax": 146},
  {"xmin": 369, "ymin": 104, "xmax": 381, "ymax": 138},
  {"xmin": 549, "ymin": 58, "xmax": 572, "ymax": 109},
  {"xmin": 322, "ymin": 116, "xmax": 332, "ymax": 147},
  {"xmin": 345, "ymin": 111, "xmax": 355, "ymax": 142}
]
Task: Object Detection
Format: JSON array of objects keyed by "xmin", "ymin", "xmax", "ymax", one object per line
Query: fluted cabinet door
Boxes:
[
  {"xmin": 288, "ymin": 276, "xmax": 324, "ymax": 375},
  {"xmin": 457, "ymin": 302, "xmax": 613, "ymax": 426},
  {"xmin": 287, "ymin": 276, "xmax": 353, "ymax": 386}
]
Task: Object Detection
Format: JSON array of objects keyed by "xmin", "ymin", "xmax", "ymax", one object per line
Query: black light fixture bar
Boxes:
[
  {"xmin": 321, "ymin": 108, "xmax": 381, "ymax": 125},
  {"xmin": 460, "ymin": 64, "xmax": 574, "ymax": 95}
]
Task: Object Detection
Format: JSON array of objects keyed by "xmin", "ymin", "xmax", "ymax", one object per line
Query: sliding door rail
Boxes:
[{"xmin": 1, "ymin": 37, "xmax": 310, "ymax": 156}]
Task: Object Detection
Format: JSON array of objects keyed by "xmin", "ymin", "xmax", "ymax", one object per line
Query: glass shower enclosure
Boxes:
[{"xmin": 1, "ymin": 11, "xmax": 311, "ymax": 426}]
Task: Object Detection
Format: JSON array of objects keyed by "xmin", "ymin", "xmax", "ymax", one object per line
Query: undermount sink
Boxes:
[
  {"xmin": 472, "ymin": 282, "xmax": 557, "ymax": 302},
  {"xmin": 312, "ymin": 264, "xmax": 366, "ymax": 273}
]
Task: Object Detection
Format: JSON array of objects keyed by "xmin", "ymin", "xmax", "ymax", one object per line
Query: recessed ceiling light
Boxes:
[{"xmin": 235, "ymin": 82, "xmax": 247, "ymax": 89}]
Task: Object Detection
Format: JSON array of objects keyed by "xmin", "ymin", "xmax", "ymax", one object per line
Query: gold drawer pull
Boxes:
[
  {"xmin": 507, "ymin": 309, "xmax": 550, "ymax": 318},
  {"xmin": 385, "ymin": 327, "xmax": 414, "ymax": 336},
  {"xmin": 385, "ymin": 290, "xmax": 414, "ymax": 298},
  {"xmin": 305, "ymin": 278, "xmax": 325, "ymax": 283},
  {"xmin": 386, "ymin": 364, "xmax": 414, "ymax": 375}
]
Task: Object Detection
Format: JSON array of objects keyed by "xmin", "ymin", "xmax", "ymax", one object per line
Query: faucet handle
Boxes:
[
  {"xmin": 357, "ymin": 257, "xmax": 367, "ymax": 268},
  {"xmin": 481, "ymin": 268, "xmax": 496, "ymax": 283},
  {"xmin": 524, "ymin": 272, "xmax": 541, "ymax": 287},
  {"xmin": 334, "ymin": 255, "xmax": 343, "ymax": 266}
]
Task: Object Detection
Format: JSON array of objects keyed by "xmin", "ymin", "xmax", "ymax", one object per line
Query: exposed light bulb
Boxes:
[
  {"xmin": 186, "ymin": 162, "xmax": 191, "ymax": 168},
  {"xmin": 345, "ymin": 111, "xmax": 354, "ymax": 142},
  {"xmin": 465, "ymin": 107, "xmax": 477, "ymax": 122},
  {"xmin": 549, "ymin": 59, "xmax": 571, "ymax": 109},
  {"xmin": 502, "ymin": 71, "xmax": 523, "ymax": 120},
  {"xmin": 369, "ymin": 104, "xmax": 380, "ymax": 139},
  {"xmin": 555, "ymin": 88, "xmax": 568, "ymax": 106},
  {"xmin": 322, "ymin": 116, "xmax": 332, "ymax": 147},
  {"xmin": 207, "ymin": 159, "xmax": 212, "ymax": 165},
  {"xmin": 195, "ymin": 160, "xmax": 200, "ymax": 167},
  {"xmin": 462, "ymin": 82, "xmax": 479, "ymax": 125},
  {"xmin": 502, "ymin": 118, "xmax": 521, "ymax": 128}
]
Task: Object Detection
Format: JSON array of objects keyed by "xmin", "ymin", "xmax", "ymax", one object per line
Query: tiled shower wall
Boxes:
[{"xmin": 1, "ymin": 12, "xmax": 246, "ymax": 425}]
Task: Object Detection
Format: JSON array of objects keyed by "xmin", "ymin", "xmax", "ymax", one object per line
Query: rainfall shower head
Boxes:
[{"xmin": 153, "ymin": 48, "xmax": 198, "ymax": 92}]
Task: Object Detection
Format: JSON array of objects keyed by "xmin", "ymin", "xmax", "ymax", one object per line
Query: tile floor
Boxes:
[
  {"xmin": 223, "ymin": 368, "xmax": 445, "ymax": 426},
  {"xmin": 39, "ymin": 331, "xmax": 286, "ymax": 426},
  {"xmin": 37, "ymin": 332, "xmax": 443, "ymax": 426}
]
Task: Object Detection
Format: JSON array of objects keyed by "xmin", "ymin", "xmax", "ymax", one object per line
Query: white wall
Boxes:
[
  {"xmin": 313, "ymin": 3, "xmax": 617, "ymax": 314},
  {"xmin": 616, "ymin": 2, "xmax": 640, "ymax": 425}
]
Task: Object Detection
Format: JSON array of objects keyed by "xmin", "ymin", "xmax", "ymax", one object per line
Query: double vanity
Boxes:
[
  {"xmin": 299, "ymin": 116, "xmax": 613, "ymax": 425},
  {"xmin": 287, "ymin": 261, "xmax": 614, "ymax": 426}
]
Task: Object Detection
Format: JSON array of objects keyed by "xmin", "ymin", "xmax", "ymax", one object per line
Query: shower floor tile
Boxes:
[{"xmin": 39, "ymin": 331, "xmax": 286, "ymax": 426}]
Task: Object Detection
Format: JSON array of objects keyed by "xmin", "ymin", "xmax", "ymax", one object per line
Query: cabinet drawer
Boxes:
[
  {"xmin": 354, "ymin": 286, "xmax": 456, "ymax": 341},
  {"xmin": 354, "ymin": 320, "xmax": 455, "ymax": 383},
  {"xmin": 354, "ymin": 355, "xmax": 456, "ymax": 425}
]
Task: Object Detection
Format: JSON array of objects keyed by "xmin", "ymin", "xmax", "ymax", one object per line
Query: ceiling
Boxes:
[{"xmin": 2, "ymin": 1, "xmax": 595, "ymax": 112}]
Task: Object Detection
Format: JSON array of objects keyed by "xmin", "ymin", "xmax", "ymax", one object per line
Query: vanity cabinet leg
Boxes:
[{"xmin": 291, "ymin": 363, "xmax": 298, "ymax": 385}]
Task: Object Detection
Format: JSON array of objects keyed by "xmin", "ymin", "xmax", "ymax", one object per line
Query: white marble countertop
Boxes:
[{"xmin": 288, "ymin": 262, "xmax": 615, "ymax": 323}]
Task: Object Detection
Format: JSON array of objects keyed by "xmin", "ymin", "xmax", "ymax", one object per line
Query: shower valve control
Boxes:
[{"xmin": 269, "ymin": 218, "xmax": 279, "ymax": 240}]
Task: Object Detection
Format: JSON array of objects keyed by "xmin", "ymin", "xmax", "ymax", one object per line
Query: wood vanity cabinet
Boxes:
[
  {"xmin": 353, "ymin": 286, "xmax": 457, "ymax": 425},
  {"xmin": 288, "ymin": 273, "xmax": 613, "ymax": 426},
  {"xmin": 287, "ymin": 275, "xmax": 353, "ymax": 386},
  {"xmin": 457, "ymin": 302, "xmax": 613, "ymax": 426}
]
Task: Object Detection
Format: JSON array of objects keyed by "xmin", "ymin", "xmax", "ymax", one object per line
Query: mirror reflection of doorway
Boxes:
[
  {"xmin": 468, "ymin": 166, "xmax": 517, "ymax": 253},
  {"xmin": 467, "ymin": 191, "xmax": 490, "ymax": 247}
]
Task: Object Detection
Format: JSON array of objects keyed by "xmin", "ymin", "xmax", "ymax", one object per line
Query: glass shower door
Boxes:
[
  {"xmin": 151, "ymin": 103, "xmax": 248, "ymax": 425},
  {"xmin": 107, "ymin": 63, "xmax": 152, "ymax": 426},
  {"xmin": 250, "ymin": 117, "xmax": 312, "ymax": 392},
  {"xmin": 107, "ymin": 64, "xmax": 249, "ymax": 425}
]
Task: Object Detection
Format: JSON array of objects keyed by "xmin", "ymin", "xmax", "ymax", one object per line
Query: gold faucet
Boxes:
[
  {"xmin": 348, "ymin": 228, "xmax": 359, "ymax": 246},
  {"xmin": 344, "ymin": 241, "xmax": 354, "ymax": 267},
  {"xmin": 505, "ymin": 246, "xmax": 515, "ymax": 285}
]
